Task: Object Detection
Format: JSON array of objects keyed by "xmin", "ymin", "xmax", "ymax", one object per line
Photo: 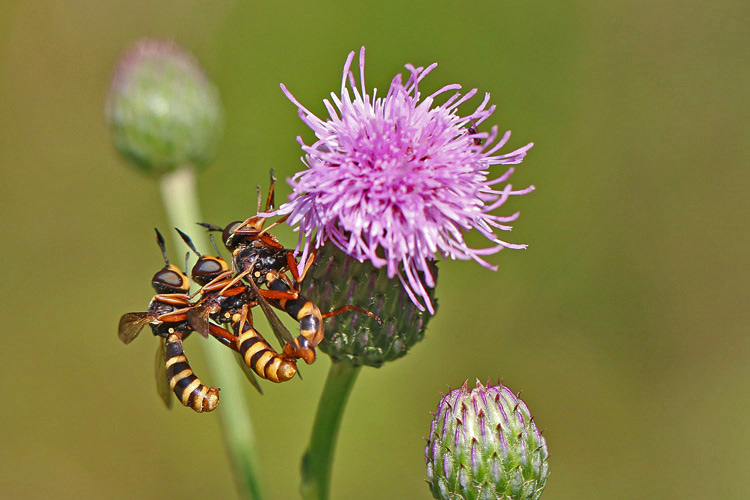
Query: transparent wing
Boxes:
[
  {"xmin": 154, "ymin": 339, "xmax": 173, "ymax": 409},
  {"xmin": 118, "ymin": 312, "xmax": 152, "ymax": 344},
  {"xmin": 246, "ymin": 276, "xmax": 296, "ymax": 348},
  {"xmin": 232, "ymin": 352, "xmax": 264, "ymax": 395}
]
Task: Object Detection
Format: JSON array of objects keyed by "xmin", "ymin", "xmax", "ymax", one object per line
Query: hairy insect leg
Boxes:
[{"xmin": 322, "ymin": 305, "xmax": 383, "ymax": 324}]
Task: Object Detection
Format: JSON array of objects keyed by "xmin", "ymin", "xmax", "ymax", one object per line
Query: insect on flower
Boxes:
[
  {"xmin": 176, "ymin": 228, "xmax": 298, "ymax": 387},
  {"xmin": 277, "ymin": 47, "xmax": 535, "ymax": 314},
  {"xmin": 199, "ymin": 172, "xmax": 382, "ymax": 362}
]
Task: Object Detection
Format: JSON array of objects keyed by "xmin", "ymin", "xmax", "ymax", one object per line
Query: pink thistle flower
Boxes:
[{"xmin": 278, "ymin": 47, "xmax": 534, "ymax": 314}]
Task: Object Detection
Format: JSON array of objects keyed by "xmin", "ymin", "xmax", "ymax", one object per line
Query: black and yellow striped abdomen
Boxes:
[
  {"xmin": 267, "ymin": 277, "xmax": 324, "ymax": 349},
  {"xmin": 165, "ymin": 333, "xmax": 219, "ymax": 412},
  {"xmin": 234, "ymin": 318, "xmax": 297, "ymax": 383}
]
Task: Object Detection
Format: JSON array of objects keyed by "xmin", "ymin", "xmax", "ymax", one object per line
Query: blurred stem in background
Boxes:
[
  {"xmin": 108, "ymin": 39, "xmax": 263, "ymax": 499},
  {"xmin": 300, "ymin": 362, "xmax": 360, "ymax": 500},
  {"xmin": 160, "ymin": 166, "xmax": 264, "ymax": 500}
]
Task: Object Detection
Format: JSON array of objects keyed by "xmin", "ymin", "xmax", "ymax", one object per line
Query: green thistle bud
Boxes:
[
  {"xmin": 106, "ymin": 39, "xmax": 223, "ymax": 174},
  {"xmin": 425, "ymin": 381, "xmax": 549, "ymax": 500},
  {"xmin": 299, "ymin": 243, "xmax": 437, "ymax": 367}
]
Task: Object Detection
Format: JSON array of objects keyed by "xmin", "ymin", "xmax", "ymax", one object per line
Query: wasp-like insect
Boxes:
[
  {"xmin": 175, "ymin": 228, "xmax": 303, "ymax": 385},
  {"xmin": 199, "ymin": 171, "xmax": 381, "ymax": 363},
  {"xmin": 118, "ymin": 229, "xmax": 219, "ymax": 413}
]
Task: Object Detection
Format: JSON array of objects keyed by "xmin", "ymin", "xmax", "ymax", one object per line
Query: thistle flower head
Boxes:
[
  {"xmin": 425, "ymin": 381, "xmax": 549, "ymax": 500},
  {"xmin": 107, "ymin": 39, "xmax": 223, "ymax": 174},
  {"xmin": 278, "ymin": 48, "xmax": 534, "ymax": 313}
]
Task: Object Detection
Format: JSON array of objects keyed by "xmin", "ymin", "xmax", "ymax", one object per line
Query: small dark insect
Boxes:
[{"xmin": 468, "ymin": 125, "xmax": 483, "ymax": 146}]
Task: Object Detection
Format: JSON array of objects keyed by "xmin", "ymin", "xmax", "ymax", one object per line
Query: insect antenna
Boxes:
[
  {"xmin": 208, "ymin": 234, "xmax": 222, "ymax": 257},
  {"xmin": 175, "ymin": 227, "xmax": 201, "ymax": 258},
  {"xmin": 197, "ymin": 222, "xmax": 223, "ymax": 233},
  {"xmin": 154, "ymin": 228, "xmax": 170, "ymax": 266},
  {"xmin": 266, "ymin": 168, "xmax": 276, "ymax": 211}
]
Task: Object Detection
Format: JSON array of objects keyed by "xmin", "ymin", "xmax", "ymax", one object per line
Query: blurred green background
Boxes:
[{"xmin": 1, "ymin": 1, "xmax": 747, "ymax": 499}]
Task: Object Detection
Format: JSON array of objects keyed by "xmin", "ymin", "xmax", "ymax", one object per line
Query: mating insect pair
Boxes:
[
  {"xmin": 118, "ymin": 173, "xmax": 380, "ymax": 412},
  {"xmin": 117, "ymin": 225, "xmax": 309, "ymax": 413},
  {"xmin": 184, "ymin": 173, "xmax": 379, "ymax": 383}
]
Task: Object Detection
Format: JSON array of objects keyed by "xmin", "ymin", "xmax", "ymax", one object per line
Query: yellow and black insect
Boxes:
[
  {"xmin": 117, "ymin": 229, "xmax": 219, "ymax": 413},
  {"xmin": 199, "ymin": 175, "xmax": 323, "ymax": 361},
  {"xmin": 200, "ymin": 171, "xmax": 381, "ymax": 363},
  {"xmin": 176, "ymin": 228, "xmax": 302, "ymax": 385}
]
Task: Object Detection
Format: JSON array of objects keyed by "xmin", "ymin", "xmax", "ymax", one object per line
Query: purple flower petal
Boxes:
[{"xmin": 277, "ymin": 47, "xmax": 533, "ymax": 313}]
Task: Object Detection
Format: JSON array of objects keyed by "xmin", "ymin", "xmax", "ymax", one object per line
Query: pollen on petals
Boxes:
[{"xmin": 276, "ymin": 47, "xmax": 533, "ymax": 314}]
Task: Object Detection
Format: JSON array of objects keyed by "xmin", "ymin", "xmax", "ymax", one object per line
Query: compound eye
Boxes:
[
  {"xmin": 152, "ymin": 266, "xmax": 188, "ymax": 293},
  {"xmin": 192, "ymin": 257, "xmax": 227, "ymax": 285},
  {"xmin": 196, "ymin": 258, "xmax": 223, "ymax": 275},
  {"xmin": 223, "ymin": 221, "xmax": 243, "ymax": 249}
]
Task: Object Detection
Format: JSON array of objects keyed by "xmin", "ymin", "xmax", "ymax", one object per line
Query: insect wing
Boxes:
[
  {"xmin": 186, "ymin": 302, "xmax": 213, "ymax": 338},
  {"xmin": 118, "ymin": 312, "xmax": 152, "ymax": 344},
  {"xmin": 155, "ymin": 339, "xmax": 173, "ymax": 409},
  {"xmin": 232, "ymin": 352, "xmax": 264, "ymax": 395},
  {"xmin": 246, "ymin": 276, "xmax": 296, "ymax": 348}
]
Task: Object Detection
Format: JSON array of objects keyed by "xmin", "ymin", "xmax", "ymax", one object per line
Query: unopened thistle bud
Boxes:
[
  {"xmin": 425, "ymin": 381, "xmax": 549, "ymax": 500},
  {"xmin": 107, "ymin": 39, "xmax": 223, "ymax": 174}
]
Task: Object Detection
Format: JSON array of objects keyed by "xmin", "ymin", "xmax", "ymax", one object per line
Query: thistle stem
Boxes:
[
  {"xmin": 300, "ymin": 361, "xmax": 361, "ymax": 500},
  {"xmin": 159, "ymin": 166, "xmax": 263, "ymax": 500}
]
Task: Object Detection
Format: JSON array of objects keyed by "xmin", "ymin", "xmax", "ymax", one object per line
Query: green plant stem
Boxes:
[
  {"xmin": 159, "ymin": 166, "xmax": 263, "ymax": 500},
  {"xmin": 300, "ymin": 361, "xmax": 361, "ymax": 500}
]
